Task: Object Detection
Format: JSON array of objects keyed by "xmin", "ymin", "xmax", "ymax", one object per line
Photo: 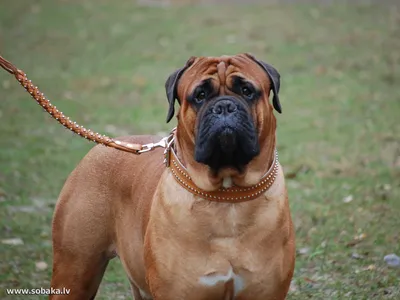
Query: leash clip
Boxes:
[
  {"xmin": 138, "ymin": 136, "xmax": 169, "ymax": 154},
  {"xmin": 138, "ymin": 127, "xmax": 176, "ymax": 155}
]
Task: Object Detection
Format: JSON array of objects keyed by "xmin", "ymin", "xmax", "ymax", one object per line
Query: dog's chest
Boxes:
[
  {"xmin": 207, "ymin": 204, "xmax": 243, "ymax": 237},
  {"xmin": 151, "ymin": 198, "xmax": 279, "ymax": 297}
]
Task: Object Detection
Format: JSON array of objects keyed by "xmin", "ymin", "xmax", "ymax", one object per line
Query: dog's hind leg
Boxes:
[
  {"xmin": 49, "ymin": 181, "xmax": 114, "ymax": 299},
  {"xmin": 50, "ymin": 252, "xmax": 110, "ymax": 299}
]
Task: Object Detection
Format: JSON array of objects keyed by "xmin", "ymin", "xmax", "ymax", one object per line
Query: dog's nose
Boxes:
[{"xmin": 212, "ymin": 100, "xmax": 237, "ymax": 115}]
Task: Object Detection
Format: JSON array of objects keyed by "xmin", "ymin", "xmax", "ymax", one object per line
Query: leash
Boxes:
[{"xmin": 0, "ymin": 55, "xmax": 171, "ymax": 155}]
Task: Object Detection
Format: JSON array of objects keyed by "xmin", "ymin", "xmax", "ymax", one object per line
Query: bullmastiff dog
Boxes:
[{"xmin": 50, "ymin": 53, "xmax": 295, "ymax": 300}]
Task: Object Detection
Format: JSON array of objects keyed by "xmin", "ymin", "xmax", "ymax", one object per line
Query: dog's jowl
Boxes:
[{"xmin": 50, "ymin": 54, "xmax": 295, "ymax": 300}]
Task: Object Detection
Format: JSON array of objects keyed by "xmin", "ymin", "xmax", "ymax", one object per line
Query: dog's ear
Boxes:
[
  {"xmin": 165, "ymin": 56, "xmax": 197, "ymax": 123},
  {"xmin": 244, "ymin": 53, "xmax": 282, "ymax": 114}
]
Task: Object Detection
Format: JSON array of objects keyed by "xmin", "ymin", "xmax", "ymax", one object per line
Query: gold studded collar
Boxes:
[{"xmin": 164, "ymin": 140, "xmax": 279, "ymax": 203}]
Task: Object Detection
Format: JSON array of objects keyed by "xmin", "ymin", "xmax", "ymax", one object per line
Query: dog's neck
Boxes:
[{"xmin": 167, "ymin": 138, "xmax": 279, "ymax": 203}]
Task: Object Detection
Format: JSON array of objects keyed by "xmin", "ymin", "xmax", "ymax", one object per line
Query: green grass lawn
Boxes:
[{"xmin": 0, "ymin": 1, "xmax": 399, "ymax": 299}]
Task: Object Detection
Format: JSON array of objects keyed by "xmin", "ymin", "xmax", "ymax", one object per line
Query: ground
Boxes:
[{"xmin": 0, "ymin": 1, "xmax": 399, "ymax": 299}]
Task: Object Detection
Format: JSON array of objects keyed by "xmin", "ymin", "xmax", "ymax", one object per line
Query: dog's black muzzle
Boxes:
[{"xmin": 194, "ymin": 96, "xmax": 260, "ymax": 172}]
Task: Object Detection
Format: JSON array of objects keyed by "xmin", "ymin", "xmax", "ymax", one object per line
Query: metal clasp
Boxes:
[
  {"xmin": 137, "ymin": 136, "xmax": 169, "ymax": 153},
  {"xmin": 137, "ymin": 127, "xmax": 176, "ymax": 155}
]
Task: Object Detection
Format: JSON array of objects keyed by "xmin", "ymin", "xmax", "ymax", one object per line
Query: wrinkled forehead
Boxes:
[{"xmin": 177, "ymin": 54, "xmax": 271, "ymax": 96}]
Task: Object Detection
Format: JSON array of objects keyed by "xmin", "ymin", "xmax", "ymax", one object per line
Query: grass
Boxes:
[{"xmin": 0, "ymin": 1, "xmax": 399, "ymax": 299}]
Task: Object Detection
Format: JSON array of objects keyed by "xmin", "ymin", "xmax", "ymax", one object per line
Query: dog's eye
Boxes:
[
  {"xmin": 195, "ymin": 91, "xmax": 206, "ymax": 103},
  {"xmin": 241, "ymin": 87, "xmax": 253, "ymax": 98}
]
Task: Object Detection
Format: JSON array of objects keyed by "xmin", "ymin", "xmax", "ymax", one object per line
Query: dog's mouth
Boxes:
[{"xmin": 194, "ymin": 97, "xmax": 260, "ymax": 173}]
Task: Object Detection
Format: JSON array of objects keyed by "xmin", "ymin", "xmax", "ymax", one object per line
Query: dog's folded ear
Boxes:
[
  {"xmin": 165, "ymin": 56, "xmax": 197, "ymax": 123},
  {"xmin": 244, "ymin": 53, "xmax": 282, "ymax": 114}
]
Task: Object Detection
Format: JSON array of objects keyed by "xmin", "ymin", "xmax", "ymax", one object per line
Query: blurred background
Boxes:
[{"xmin": 0, "ymin": 1, "xmax": 399, "ymax": 299}]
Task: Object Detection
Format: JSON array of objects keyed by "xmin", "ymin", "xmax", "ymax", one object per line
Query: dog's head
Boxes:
[{"xmin": 165, "ymin": 54, "xmax": 281, "ymax": 191}]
